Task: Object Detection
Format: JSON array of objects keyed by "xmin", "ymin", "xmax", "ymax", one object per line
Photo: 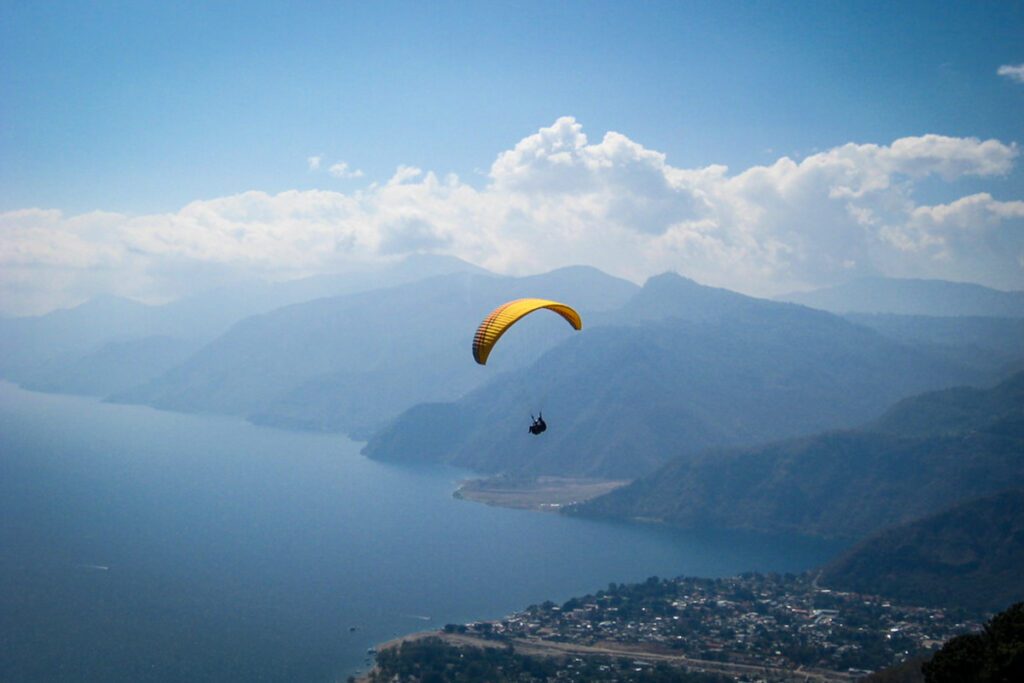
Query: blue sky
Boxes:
[
  {"xmin": 1, "ymin": 1, "xmax": 1023, "ymax": 313},
  {"xmin": 4, "ymin": 0, "xmax": 1021, "ymax": 212}
]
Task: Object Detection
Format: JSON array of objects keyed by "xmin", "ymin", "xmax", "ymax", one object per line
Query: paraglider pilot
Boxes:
[{"xmin": 529, "ymin": 412, "xmax": 547, "ymax": 435}]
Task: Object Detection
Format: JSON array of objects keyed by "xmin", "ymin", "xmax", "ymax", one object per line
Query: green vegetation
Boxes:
[{"xmin": 921, "ymin": 602, "xmax": 1024, "ymax": 682}]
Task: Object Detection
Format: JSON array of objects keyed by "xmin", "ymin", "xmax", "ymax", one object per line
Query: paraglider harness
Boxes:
[{"xmin": 529, "ymin": 412, "xmax": 547, "ymax": 435}]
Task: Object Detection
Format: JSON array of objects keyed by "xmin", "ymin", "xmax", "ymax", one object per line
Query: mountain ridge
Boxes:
[
  {"xmin": 0, "ymin": 254, "xmax": 489, "ymax": 395},
  {"xmin": 364, "ymin": 272, "xmax": 978, "ymax": 479},
  {"xmin": 112, "ymin": 266, "xmax": 639, "ymax": 436},
  {"xmin": 779, "ymin": 277, "xmax": 1024, "ymax": 317},
  {"xmin": 572, "ymin": 371, "xmax": 1024, "ymax": 539}
]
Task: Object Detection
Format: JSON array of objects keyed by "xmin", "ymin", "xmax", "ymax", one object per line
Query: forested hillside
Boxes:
[
  {"xmin": 821, "ymin": 489, "xmax": 1024, "ymax": 614},
  {"xmin": 573, "ymin": 372, "xmax": 1024, "ymax": 537}
]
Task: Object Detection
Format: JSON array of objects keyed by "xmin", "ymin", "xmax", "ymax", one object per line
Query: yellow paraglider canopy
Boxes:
[{"xmin": 472, "ymin": 298, "xmax": 582, "ymax": 365}]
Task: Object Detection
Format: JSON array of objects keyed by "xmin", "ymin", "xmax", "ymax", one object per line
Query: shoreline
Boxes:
[
  {"xmin": 452, "ymin": 475, "xmax": 631, "ymax": 511},
  {"xmin": 353, "ymin": 627, "xmax": 857, "ymax": 683}
]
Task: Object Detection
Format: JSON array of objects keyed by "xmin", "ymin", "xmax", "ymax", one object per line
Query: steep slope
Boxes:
[
  {"xmin": 573, "ymin": 372, "xmax": 1024, "ymax": 538},
  {"xmin": 778, "ymin": 277, "xmax": 1024, "ymax": 317},
  {"xmin": 364, "ymin": 273, "xmax": 974, "ymax": 479},
  {"xmin": 821, "ymin": 489, "xmax": 1024, "ymax": 614},
  {"xmin": 115, "ymin": 267, "xmax": 639, "ymax": 436}
]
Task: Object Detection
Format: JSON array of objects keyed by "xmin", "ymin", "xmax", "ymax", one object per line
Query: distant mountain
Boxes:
[
  {"xmin": 845, "ymin": 314, "xmax": 1024, "ymax": 382},
  {"xmin": 871, "ymin": 371, "xmax": 1024, "ymax": 438},
  {"xmin": 16, "ymin": 336, "xmax": 203, "ymax": 397},
  {"xmin": 779, "ymin": 277, "xmax": 1024, "ymax": 317},
  {"xmin": 114, "ymin": 266, "xmax": 639, "ymax": 437},
  {"xmin": 0, "ymin": 254, "xmax": 486, "ymax": 396},
  {"xmin": 0, "ymin": 296, "xmax": 156, "ymax": 380},
  {"xmin": 605, "ymin": 271, "xmax": 783, "ymax": 324},
  {"xmin": 572, "ymin": 372, "xmax": 1024, "ymax": 539},
  {"xmin": 821, "ymin": 489, "xmax": 1024, "ymax": 615},
  {"xmin": 364, "ymin": 273, "xmax": 975, "ymax": 479}
]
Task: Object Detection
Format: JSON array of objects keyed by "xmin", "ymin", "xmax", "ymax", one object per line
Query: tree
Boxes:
[{"xmin": 923, "ymin": 602, "xmax": 1024, "ymax": 682}]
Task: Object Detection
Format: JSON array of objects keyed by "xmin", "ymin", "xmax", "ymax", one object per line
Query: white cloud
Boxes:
[
  {"xmin": 1, "ymin": 117, "xmax": 1022, "ymax": 315},
  {"xmin": 997, "ymin": 63, "xmax": 1024, "ymax": 83},
  {"xmin": 307, "ymin": 155, "xmax": 322, "ymax": 171},
  {"xmin": 883, "ymin": 193, "xmax": 1024, "ymax": 256},
  {"xmin": 328, "ymin": 161, "xmax": 364, "ymax": 179},
  {"xmin": 388, "ymin": 165, "xmax": 423, "ymax": 185}
]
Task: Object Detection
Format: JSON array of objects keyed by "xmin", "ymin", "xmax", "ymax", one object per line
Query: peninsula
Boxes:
[{"xmin": 453, "ymin": 475, "xmax": 630, "ymax": 511}]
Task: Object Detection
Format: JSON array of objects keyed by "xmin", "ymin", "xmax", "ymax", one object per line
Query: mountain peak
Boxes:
[
  {"xmin": 621, "ymin": 271, "xmax": 788, "ymax": 324},
  {"xmin": 641, "ymin": 271, "xmax": 703, "ymax": 289}
]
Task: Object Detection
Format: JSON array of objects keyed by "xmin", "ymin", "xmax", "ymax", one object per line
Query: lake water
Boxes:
[{"xmin": 0, "ymin": 381, "xmax": 844, "ymax": 681}]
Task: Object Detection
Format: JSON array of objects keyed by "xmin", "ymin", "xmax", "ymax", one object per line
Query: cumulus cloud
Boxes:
[
  {"xmin": 998, "ymin": 63, "xmax": 1024, "ymax": 83},
  {"xmin": 1, "ymin": 117, "xmax": 1022, "ymax": 315},
  {"xmin": 388, "ymin": 165, "xmax": 423, "ymax": 185},
  {"xmin": 328, "ymin": 161, "xmax": 364, "ymax": 179},
  {"xmin": 307, "ymin": 155, "xmax": 322, "ymax": 171}
]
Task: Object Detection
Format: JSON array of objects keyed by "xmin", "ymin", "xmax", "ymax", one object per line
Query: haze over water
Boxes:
[{"xmin": 0, "ymin": 381, "xmax": 842, "ymax": 681}]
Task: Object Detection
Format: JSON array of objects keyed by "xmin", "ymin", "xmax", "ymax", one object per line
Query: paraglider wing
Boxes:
[{"xmin": 472, "ymin": 298, "xmax": 582, "ymax": 365}]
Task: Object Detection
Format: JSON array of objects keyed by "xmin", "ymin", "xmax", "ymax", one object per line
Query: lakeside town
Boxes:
[{"xmin": 361, "ymin": 573, "xmax": 983, "ymax": 682}]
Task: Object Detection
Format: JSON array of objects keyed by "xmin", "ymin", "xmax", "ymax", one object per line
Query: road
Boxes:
[{"xmin": 357, "ymin": 630, "xmax": 859, "ymax": 683}]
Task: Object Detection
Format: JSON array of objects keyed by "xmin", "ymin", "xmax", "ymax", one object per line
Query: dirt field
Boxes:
[{"xmin": 453, "ymin": 475, "xmax": 630, "ymax": 510}]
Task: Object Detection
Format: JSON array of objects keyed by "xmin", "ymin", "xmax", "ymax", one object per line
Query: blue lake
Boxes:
[{"xmin": 0, "ymin": 382, "xmax": 844, "ymax": 681}]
